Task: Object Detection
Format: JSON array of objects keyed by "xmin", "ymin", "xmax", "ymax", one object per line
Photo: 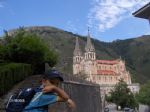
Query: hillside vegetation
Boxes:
[{"xmin": 5, "ymin": 26, "xmax": 150, "ymax": 83}]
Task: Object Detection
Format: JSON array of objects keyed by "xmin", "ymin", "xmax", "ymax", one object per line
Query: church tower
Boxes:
[
  {"xmin": 85, "ymin": 28, "xmax": 96, "ymax": 61},
  {"xmin": 73, "ymin": 37, "xmax": 83, "ymax": 75},
  {"xmin": 84, "ymin": 28, "xmax": 97, "ymax": 80}
]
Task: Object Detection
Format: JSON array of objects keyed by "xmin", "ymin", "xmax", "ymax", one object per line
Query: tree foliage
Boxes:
[
  {"xmin": 136, "ymin": 80, "xmax": 150, "ymax": 105},
  {"xmin": 0, "ymin": 28, "xmax": 58, "ymax": 73},
  {"xmin": 106, "ymin": 79, "xmax": 138, "ymax": 109}
]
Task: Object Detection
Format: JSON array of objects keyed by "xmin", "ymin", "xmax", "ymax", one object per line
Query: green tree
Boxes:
[
  {"xmin": 3, "ymin": 30, "xmax": 12, "ymax": 44},
  {"xmin": 136, "ymin": 80, "xmax": 150, "ymax": 105},
  {"xmin": 106, "ymin": 79, "xmax": 138, "ymax": 109},
  {"xmin": 1, "ymin": 28, "xmax": 58, "ymax": 73}
]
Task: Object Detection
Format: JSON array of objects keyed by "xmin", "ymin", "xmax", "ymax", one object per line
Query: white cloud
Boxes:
[
  {"xmin": 65, "ymin": 20, "xmax": 77, "ymax": 33},
  {"xmin": 88, "ymin": 0, "xmax": 150, "ymax": 32},
  {"xmin": 65, "ymin": 20, "xmax": 88, "ymax": 36},
  {"xmin": 144, "ymin": 31, "xmax": 150, "ymax": 35}
]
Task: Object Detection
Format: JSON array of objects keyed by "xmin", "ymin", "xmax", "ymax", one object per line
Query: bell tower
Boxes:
[
  {"xmin": 73, "ymin": 36, "xmax": 83, "ymax": 75},
  {"xmin": 84, "ymin": 28, "xmax": 96, "ymax": 61},
  {"xmin": 84, "ymin": 28, "xmax": 97, "ymax": 80}
]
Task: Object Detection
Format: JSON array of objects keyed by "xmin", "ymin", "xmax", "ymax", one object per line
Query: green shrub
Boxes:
[
  {"xmin": 106, "ymin": 79, "xmax": 139, "ymax": 109},
  {"xmin": 136, "ymin": 80, "xmax": 150, "ymax": 105},
  {"xmin": 1, "ymin": 29, "xmax": 58, "ymax": 74},
  {"xmin": 0, "ymin": 63, "xmax": 32, "ymax": 96}
]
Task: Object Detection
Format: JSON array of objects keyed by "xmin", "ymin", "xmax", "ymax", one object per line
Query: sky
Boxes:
[{"xmin": 0, "ymin": 0, "xmax": 150, "ymax": 42}]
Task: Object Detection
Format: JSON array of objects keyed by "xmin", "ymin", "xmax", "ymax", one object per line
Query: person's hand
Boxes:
[
  {"xmin": 67, "ymin": 99, "xmax": 76, "ymax": 109},
  {"xmin": 42, "ymin": 85, "xmax": 56, "ymax": 93}
]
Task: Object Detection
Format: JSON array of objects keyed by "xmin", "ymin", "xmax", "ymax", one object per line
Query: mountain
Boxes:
[
  {"xmin": 7, "ymin": 26, "xmax": 150, "ymax": 84},
  {"xmin": 109, "ymin": 36, "xmax": 150, "ymax": 83}
]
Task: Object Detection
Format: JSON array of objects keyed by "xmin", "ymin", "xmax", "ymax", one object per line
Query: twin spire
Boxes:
[
  {"xmin": 85, "ymin": 28, "xmax": 95, "ymax": 52},
  {"xmin": 73, "ymin": 36, "xmax": 82, "ymax": 56},
  {"xmin": 74, "ymin": 28, "xmax": 95, "ymax": 56}
]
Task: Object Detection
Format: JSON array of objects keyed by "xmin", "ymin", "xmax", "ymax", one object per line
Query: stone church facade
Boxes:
[{"xmin": 73, "ymin": 31, "xmax": 139, "ymax": 96}]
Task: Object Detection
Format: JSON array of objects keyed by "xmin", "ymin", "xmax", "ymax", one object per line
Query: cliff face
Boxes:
[{"xmin": 5, "ymin": 26, "xmax": 150, "ymax": 83}]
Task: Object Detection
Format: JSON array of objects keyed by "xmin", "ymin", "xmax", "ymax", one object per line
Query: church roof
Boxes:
[
  {"xmin": 96, "ymin": 60, "xmax": 119, "ymax": 65},
  {"xmin": 97, "ymin": 70, "xmax": 117, "ymax": 75}
]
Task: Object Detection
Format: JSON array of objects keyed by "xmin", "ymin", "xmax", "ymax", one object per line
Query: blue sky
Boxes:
[{"xmin": 0, "ymin": 0, "xmax": 149, "ymax": 42}]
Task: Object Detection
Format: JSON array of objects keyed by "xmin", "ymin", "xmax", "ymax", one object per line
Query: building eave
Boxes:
[{"xmin": 132, "ymin": 2, "xmax": 150, "ymax": 19}]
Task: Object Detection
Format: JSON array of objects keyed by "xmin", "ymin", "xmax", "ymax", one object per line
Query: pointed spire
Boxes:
[
  {"xmin": 88, "ymin": 27, "xmax": 90, "ymax": 37},
  {"xmin": 85, "ymin": 27, "xmax": 95, "ymax": 52},
  {"xmin": 74, "ymin": 37, "xmax": 82, "ymax": 56},
  {"xmin": 119, "ymin": 56, "xmax": 122, "ymax": 60}
]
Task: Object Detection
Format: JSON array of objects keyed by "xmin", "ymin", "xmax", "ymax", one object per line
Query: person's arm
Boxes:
[
  {"xmin": 53, "ymin": 86, "xmax": 70, "ymax": 101},
  {"xmin": 42, "ymin": 85, "xmax": 69, "ymax": 100},
  {"xmin": 42, "ymin": 85, "xmax": 76, "ymax": 109}
]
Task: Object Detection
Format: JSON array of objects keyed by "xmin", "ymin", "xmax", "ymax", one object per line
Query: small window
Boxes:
[{"xmin": 99, "ymin": 76, "xmax": 101, "ymax": 80}]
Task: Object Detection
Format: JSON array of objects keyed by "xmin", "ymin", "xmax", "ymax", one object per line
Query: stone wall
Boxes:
[{"xmin": 49, "ymin": 80, "xmax": 102, "ymax": 112}]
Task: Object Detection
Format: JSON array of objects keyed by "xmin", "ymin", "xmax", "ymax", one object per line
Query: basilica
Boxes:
[{"xmin": 73, "ymin": 30, "xmax": 139, "ymax": 95}]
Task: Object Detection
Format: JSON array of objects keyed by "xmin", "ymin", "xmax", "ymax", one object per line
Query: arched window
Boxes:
[
  {"xmin": 93, "ymin": 76, "xmax": 95, "ymax": 80},
  {"xmin": 120, "ymin": 66, "xmax": 122, "ymax": 69},
  {"xmin": 116, "ymin": 77, "xmax": 117, "ymax": 81},
  {"xmin": 99, "ymin": 76, "xmax": 101, "ymax": 80},
  {"xmin": 99, "ymin": 66, "xmax": 101, "ymax": 69},
  {"xmin": 110, "ymin": 66, "xmax": 111, "ymax": 70},
  {"xmin": 105, "ymin": 77, "xmax": 107, "ymax": 82},
  {"xmin": 90, "ymin": 53, "xmax": 92, "ymax": 58}
]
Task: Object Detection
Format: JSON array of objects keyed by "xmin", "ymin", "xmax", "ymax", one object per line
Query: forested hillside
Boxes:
[{"xmin": 4, "ymin": 26, "xmax": 150, "ymax": 83}]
